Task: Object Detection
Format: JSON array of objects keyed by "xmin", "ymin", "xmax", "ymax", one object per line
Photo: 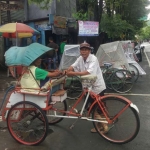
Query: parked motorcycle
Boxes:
[{"xmin": 134, "ymin": 44, "xmax": 143, "ymax": 62}]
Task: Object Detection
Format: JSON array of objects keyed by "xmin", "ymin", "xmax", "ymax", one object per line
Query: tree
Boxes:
[
  {"xmin": 100, "ymin": 14, "xmax": 135, "ymax": 40},
  {"xmin": 29, "ymin": 0, "xmax": 150, "ymax": 41},
  {"xmin": 28, "ymin": 0, "xmax": 56, "ymax": 9},
  {"xmin": 138, "ymin": 25, "xmax": 150, "ymax": 40}
]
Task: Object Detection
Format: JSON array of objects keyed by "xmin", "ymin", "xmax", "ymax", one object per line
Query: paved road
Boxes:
[{"xmin": 0, "ymin": 47, "xmax": 150, "ymax": 150}]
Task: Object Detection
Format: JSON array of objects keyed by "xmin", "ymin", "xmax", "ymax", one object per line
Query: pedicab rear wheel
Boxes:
[{"xmin": 7, "ymin": 101, "xmax": 49, "ymax": 146}]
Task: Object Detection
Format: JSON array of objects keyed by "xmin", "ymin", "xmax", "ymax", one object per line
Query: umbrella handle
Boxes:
[{"xmin": 16, "ymin": 32, "xmax": 18, "ymax": 46}]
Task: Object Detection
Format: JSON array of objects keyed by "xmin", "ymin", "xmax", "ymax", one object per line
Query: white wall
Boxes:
[
  {"xmin": 27, "ymin": 0, "xmax": 56, "ymax": 20},
  {"xmin": 56, "ymin": 0, "xmax": 76, "ymax": 17}
]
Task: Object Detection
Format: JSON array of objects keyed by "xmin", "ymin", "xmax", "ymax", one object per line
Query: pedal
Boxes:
[
  {"xmin": 69, "ymin": 124, "xmax": 74, "ymax": 129},
  {"xmin": 69, "ymin": 119, "xmax": 79, "ymax": 129}
]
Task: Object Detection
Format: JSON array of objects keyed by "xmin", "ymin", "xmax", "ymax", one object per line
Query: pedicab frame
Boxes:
[{"xmin": 0, "ymin": 43, "xmax": 140, "ymax": 146}]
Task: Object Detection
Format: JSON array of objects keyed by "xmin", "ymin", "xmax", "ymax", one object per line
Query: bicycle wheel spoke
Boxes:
[
  {"xmin": 111, "ymin": 70, "xmax": 134, "ymax": 93},
  {"xmin": 7, "ymin": 101, "xmax": 48, "ymax": 146},
  {"xmin": 65, "ymin": 76, "xmax": 83, "ymax": 99},
  {"xmin": 47, "ymin": 100, "xmax": 67, "ymax": 124},
  {"xmin": 103, "ymin": 68, "xmax": 118, "ymax": 90},
  {"xmin": 129, "ymin": 64, "xmax": 139, "ymax": 82}
]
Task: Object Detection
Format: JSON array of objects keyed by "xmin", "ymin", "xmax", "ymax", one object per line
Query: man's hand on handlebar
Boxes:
[
  {"xmin": 66, "ymin": 70, "xmax": 76, "ymax": 76},
  {"xmin": 53, "ymin": 70, "xmax": 64, "ymax": 76},
  {"xmin": 47, "ymin": 69, "xmax": 64, "ymax": 77}
]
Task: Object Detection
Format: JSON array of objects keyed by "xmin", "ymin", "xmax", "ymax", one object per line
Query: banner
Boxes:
[
  {"xmin": 35, "ymin": 20, "xmax": 51, "ymax": 30},
  {"xmin": 54, "ymin": 16, "xmax": 66, "ymax": 29},
  {"xmin": 78, "ymin": 21, "xmax": 99, "ymax": 36}
]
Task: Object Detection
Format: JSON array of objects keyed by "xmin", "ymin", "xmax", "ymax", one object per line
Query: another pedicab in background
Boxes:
[
  {"xmin": 96, "ymin": 41, "xmax": 146, "ymax": 93},
  {"xmin": 59, "ymin": 44, "xmax": 83, "ymax": 99},
  {"xmin": 121, "ymin": 41, "xmax": 146, "ymax": 77}
]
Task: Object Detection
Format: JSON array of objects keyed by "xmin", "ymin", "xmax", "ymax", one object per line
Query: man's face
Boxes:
[
  {"xmin": 34, "ymin": 58, "xmax": 41, "ymax": 67},
  {"xmin": 80, "ymin": 47, "xmax": 91, "ymax": 60}
]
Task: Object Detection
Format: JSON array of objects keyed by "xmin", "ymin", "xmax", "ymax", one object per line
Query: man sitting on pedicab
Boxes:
[{"xmin": 20, "ymin": 57, "xmax": 63, "ymax": 91}]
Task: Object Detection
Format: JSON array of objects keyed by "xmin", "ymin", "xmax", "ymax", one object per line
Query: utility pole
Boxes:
[{"xmin": 0, "ymin": 10, "xmax": 1, "ymax": 25}]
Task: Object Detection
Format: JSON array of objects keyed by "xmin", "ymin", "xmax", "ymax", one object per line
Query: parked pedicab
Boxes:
[
  {"xmin": 96, "ymin": 41, "xmax": 146, "ymax": 93},
  {"xmin": 121, "ymin": 41, "xmax": 146, "ymax": 78},
  {"xmin": 0, "ymin": 42, "xmax": 140, "ymax": 146},
  {"xmin": 59, "ymin": 44, "xmax": 83, "ymax": 99}
]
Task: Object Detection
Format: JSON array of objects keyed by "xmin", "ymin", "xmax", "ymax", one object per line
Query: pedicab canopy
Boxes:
[
  {"xmin": 59, "ymin": 44, "xmax": 80, "ymax": 70},
  {"xmin": 121, "ymin": 41, "xmax": 146, "ymax": 75},
  {"xmin": 121, "ymin": 41, "xmax": 138, "ymax": 62},
  {"xmin": 4, "ymin": 43, "xmax": 53, "ymax": 66},
  {"xmin": 96, "ymin": 41, "xmax": 130, "ymax": 70}
]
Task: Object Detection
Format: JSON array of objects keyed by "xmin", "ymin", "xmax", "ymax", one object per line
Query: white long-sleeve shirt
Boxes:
[{"xmin": 71, "ymin": 54, "xmax": 106, "ymax": 94}]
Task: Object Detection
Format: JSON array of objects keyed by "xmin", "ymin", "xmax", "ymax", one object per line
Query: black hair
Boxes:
[
  {"xmin": 49, "ymin": 37, "xmax": 54, "ymax": 41},
  {"xmin": 62, "ymin": 37, "xmax": 67, "ymax": 42}
]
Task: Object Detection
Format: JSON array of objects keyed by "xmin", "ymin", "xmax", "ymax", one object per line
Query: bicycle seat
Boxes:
[
  {"xmin": 80, "ymin": 75, "xmax": 97, "ymax": 88},
  {"xmin": 80, "ymin": 74, "xmax": 97, "ymax": 81}
]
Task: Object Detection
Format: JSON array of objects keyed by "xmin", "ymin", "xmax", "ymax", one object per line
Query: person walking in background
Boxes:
[
  {"xmin": 66, "ymin": 42, "xmax": 107, "ymax": 133},
  {"xmin": 59, "ymin": 37, "xmax": 67, "ymax": 61},
  {"xmin": 45, "ymin": 37, "xmax": 59, "ymax": 70}
]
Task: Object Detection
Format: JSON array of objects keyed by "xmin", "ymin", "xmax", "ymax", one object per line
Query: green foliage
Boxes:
[
  {"xmin": 102, "ymin": 0, "xmax": 150, "ymax": 39},
  {"xmin": 100, "ymin": 14, "xmax": 135, "ymax": 39},
  {"xmin": 72, "ymin": 11, "xmax": 88, "ymax": 20},
  {"xmin": 138, "ymin": 26, "xmax": 150, "ymax": 40},
  {"xmin": 28, "ymin": 0, "xmax": 150, "ymax": 40},
  {"xmin": 28, "ymin": 0, "xmax": 60, "ymax": 9},
  {"xmin": 75, "ymin": 0, "xmax": 99, "ymax": 20}
]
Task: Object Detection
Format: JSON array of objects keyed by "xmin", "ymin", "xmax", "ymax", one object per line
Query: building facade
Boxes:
[
  {"xmin": 24, "ymin": 0, "xmax": 77, "ymax": 46},
  {"xmin": 0, "ymin": 0, "xmax": 77, "ymax": 65}
]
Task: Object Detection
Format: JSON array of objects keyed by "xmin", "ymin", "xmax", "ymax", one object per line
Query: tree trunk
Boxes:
[{"xmin": 6, "ymin": 0, "xmax": 11, "ymax": 23}]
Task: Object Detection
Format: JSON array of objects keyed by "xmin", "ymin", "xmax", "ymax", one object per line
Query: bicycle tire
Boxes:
[
  {"xmin": 103, "ymin": 68, "xmax": 118, "ymax": 90},
  {"xmin": 7, "ymin": 101, "xmax": 49, "ymax": 146},
  {"xmin": 111, "ymin": 69, "xmax": 134, "ymax": 93},
  {"xmin": 0, "ymin": 86, "xmax": 15, "ymax": 115},
  {"xmin": 92, "ymin": 96, "xmax": 140, "ymax": 144},
  {"xmin": 129, "ymin": 64, "xmax": 139, "ymax": 82},
  {"xmin": 46, "ymin": 100, "xmax": 67, "ymax": 125},
  {"xmin": 65, "ymin": 76, "xmax": 83, "ymax": 99}
]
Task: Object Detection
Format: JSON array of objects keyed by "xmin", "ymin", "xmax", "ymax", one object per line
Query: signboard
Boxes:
[
  {"xmin": 35, "ymin": 20, "xmax": 51, "ymax": 30},
  {"xmin": 54, "ymin": 16, "xmax": 66, "ymax": 29},
  {"xmin": 78, "ymin": 21, "xmax": 99, "ymax": 36}
]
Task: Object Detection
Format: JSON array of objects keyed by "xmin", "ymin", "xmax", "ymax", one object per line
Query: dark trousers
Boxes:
[{"xmin": 85, "ymin": 89, "xmax": 106, "ymax": 110}]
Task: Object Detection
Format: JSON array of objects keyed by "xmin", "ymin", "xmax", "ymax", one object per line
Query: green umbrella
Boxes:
[{"xmin": 5, "ymin": 43, "xmax": 53, "ymax": 66}]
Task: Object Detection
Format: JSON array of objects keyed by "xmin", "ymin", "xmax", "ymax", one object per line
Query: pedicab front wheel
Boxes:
[
  {"xmin": 7, "ymin": 101, "xmax": 49, "ymax": 146},
  {"xmin": 92, "ymin": 96, "xmax": 140, "ymax": 144}
]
